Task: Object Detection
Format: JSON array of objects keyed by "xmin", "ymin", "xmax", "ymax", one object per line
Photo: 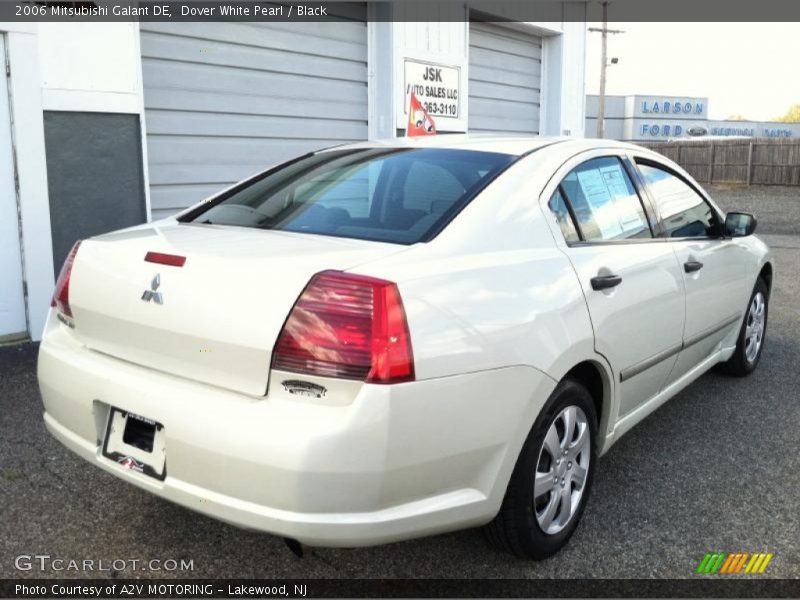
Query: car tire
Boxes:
[
  {"xmin": 717, "ymin": 277, "xmax": 769, "ymax": 377},
  {"xmin": 485, "ymin": 378, "xmax": 597, "ymax": 559}
]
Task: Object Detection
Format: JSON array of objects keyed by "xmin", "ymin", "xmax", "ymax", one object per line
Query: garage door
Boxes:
[
  {"xmin": 468, "ymin": 22, "xmax": 542, "ymax": 135},
  {"xmin": 141, "ymin": 16, "xmax": 368, "ymax": 220}
]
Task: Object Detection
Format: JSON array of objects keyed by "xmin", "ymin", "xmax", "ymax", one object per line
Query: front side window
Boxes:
[
  {"xmin": 559, "ymin": 157, "xmax": 652, "ymax": 242},
  {"xmin": 637, "ymin": 162, "xmax": 719, "ymax": 238},
  {"xmin": 181, "ymin": 148, "xmax": 515, "ymax": 245}
]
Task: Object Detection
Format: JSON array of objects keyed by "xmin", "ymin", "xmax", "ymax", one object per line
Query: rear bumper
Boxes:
[{"xmin": 38, "ymin": 317, "xmax": 555, "ymax": 546}]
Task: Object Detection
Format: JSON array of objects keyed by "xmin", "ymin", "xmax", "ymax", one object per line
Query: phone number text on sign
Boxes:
[
  {"xmin": 404, "ymin": 60, "xmax": 460, "ymax": 120},
  {"xmin": 422, "ymin": 101, "xmax": 458, "ymax": 117}
]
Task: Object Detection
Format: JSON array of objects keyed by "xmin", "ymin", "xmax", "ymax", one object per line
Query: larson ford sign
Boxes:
[
  {"xmin": 638, "ymin": 121, "xmax": 796, "ymax": 138},
  {"xmin": 641, "ymin": 99, "xmax": 705, "ymax": 115}
]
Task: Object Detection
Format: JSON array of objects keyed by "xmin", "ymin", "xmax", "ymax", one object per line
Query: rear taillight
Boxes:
[
  {"xmin": 51, "ymin": 240, "xmax": 82, "ymax": 318},
  {"xmin": 272, "ymin": 270, "xmax": 415, "ymax": 384}
]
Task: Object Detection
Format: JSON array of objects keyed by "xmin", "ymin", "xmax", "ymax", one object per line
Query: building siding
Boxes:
[{"xmin": 141, "ymin": 18, "xmax": 368, "ymax": 219}]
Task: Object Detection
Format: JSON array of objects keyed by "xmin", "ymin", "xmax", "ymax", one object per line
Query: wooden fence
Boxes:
[{"xmin": 638, "ymin": 138, "xmax": 800, "ymax": 186}]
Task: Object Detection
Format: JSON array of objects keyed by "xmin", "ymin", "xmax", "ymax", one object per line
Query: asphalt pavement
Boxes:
[{"xmin": 1, "ymin": 185, "xmax": 798, "ymax": 580}]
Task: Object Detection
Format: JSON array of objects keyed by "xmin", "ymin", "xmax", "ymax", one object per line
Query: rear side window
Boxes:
[
  {"xmin": 181, "ymin": 148, "xmax": 515, "ymax": 245},
  {"xmin": 548, "ymin": 188, "xmax": 580, "ymax": 243},
  {"xmin": 558, "ymin": 157, "xmax": 652, "ymax": 242},
  {"xmin": 636, "ymin": 163, "xmax": 718, "ymax": 238}
]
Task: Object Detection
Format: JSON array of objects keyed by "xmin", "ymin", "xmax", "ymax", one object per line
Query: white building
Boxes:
[
  {"xmin": 0, "ymin": 13, "xmax": 587, "ymax": 343},
  {"xmin": 586, "ymin": 94, "xmax": 800, "ymax": 142}
]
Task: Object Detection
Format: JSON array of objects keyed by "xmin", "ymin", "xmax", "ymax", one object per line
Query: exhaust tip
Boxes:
[{"xmin": 284, "ymin": 537, "xmax": 304, "ymax": 558}]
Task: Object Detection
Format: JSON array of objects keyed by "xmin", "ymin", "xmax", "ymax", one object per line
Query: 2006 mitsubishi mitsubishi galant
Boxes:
[{"xmin": 38, "ymin": 136, "xmax": 772, "ymax": 559}]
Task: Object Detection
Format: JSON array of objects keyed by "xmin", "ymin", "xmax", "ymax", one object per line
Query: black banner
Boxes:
[
  {"xmin": 3, "ymin": 578, "xmax": 800, "ymax": 598},
  {"xmin": 7, "ymin": 0, "xmax": 800, "ymax": 22}
]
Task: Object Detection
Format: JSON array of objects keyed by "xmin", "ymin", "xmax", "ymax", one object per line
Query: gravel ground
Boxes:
[
  {"xmin": 1, "ymin": 185, "xmax": 799, "ymax": 581},
  {"xmin": 709, "ymin": 183, "xmax": 800, "ymax": 239}
]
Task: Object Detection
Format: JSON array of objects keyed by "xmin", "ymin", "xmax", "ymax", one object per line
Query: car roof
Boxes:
[{"xmin": 325, "ymin": 135, "xmax": 647, "ymax": 157}]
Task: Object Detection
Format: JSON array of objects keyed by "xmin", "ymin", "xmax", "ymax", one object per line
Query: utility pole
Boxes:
[{"xmin": 589, "ymin": 2, "xmax": 624, "ymax": 139}]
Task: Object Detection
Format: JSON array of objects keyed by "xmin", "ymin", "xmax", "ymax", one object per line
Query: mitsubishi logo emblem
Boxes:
[{"xmin": 141, "ymin": 274, "xmax": 163, "ymax": 304}]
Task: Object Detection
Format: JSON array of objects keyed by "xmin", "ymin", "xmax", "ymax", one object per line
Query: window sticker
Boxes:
[
  {"xmin": 576, "ymin": 162, "xmax": 646, "ymax": 239},
  {"xmin": 576, "ymin": 168, "xmax": 623, "ymax": 239},
  {"xmin": 600, "ymin": 164, "xmax": 646, "ymax": 233},
  {"xmin": 599, "ymin": 165, "xmax": 629, "ymax": 198}
]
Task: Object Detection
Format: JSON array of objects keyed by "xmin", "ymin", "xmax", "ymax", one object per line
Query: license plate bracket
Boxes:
[{"xmin": 102, "ymin": 408, "xmax": 167, "ymax": 480}]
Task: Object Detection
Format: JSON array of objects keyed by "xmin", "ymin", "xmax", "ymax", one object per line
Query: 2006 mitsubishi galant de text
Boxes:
[{"xmin": 38, "ymin": 137, "xmax": 772, "ymax": 559}]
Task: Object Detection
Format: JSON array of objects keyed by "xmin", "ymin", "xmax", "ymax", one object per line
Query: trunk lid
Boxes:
[{"xmin": 67, "ymin": 222, "xmax": 407, "ymax": 395}]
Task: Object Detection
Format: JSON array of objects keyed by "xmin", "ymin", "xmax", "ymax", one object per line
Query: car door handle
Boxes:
[
  {"xmin": 590, "ymin": 274, "xmax": 622, "ymax": 291},
  {"xmin": 684, "ymin": 260, "xmax": 704, "ymax": 273}
]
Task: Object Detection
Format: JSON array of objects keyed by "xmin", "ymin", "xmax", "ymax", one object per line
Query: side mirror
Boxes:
[{"xmin": 725, "ymin": 212, "xmax": 757, "ymax": 237}]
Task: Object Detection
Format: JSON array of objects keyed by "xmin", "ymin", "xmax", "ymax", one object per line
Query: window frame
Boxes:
[
  {"xmin": 632, "ymin": 157, "xmax": 726, "ymax": 241},
  {"xmin": 552, "ymin": 154, "xmax": 659, "ymax": 246}
]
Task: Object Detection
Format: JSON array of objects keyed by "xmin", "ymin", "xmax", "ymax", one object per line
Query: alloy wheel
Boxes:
[
  {"xmin": 533, "ymin": 405, "xmax": 591, "ymax": 535},
  {"xmin": 745, "ymin": 291, "xmax": 766, "ymax": 364}
]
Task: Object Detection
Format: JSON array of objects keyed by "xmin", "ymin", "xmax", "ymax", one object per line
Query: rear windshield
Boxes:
[{"xmin": 180, "ymin": 148, "xmax": 515, "ymax": 244}]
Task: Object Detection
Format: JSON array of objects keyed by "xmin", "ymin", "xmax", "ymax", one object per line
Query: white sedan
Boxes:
[{"xmin": 38, "ymin": 136, "xmax": 772, "ymax": 559}]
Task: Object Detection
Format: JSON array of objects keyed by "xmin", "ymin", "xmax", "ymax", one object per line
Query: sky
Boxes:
[{"xmin": 585, "ymin": 22, "xmax": 800, "ymax": 121}]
